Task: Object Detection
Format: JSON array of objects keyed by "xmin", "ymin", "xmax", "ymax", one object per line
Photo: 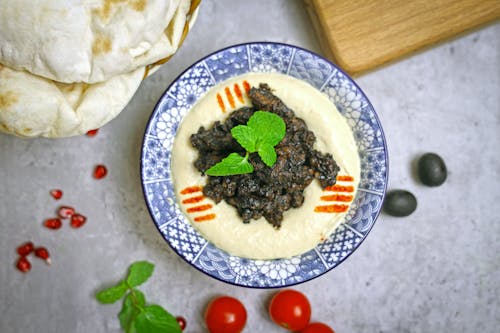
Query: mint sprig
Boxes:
[
  {"xmin": 95, "ymin": 261, "xmax": 181, "ymax": 333},
  {"xmin": 205, "ymin": 111, "xmax": 286, "ymax": 176}
]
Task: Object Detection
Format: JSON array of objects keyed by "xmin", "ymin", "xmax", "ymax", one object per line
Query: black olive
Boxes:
[
  {"xmin": 418, "ymin": 153, "xmax": 447, "ymax": 186},
  {"xmin": 383, "ymin": 190, "xmax": 417, "ymax": 217}
]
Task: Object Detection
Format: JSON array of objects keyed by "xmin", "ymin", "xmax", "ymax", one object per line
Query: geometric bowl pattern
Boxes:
[{"xmin": 141, "ymin": 42, "xmax": 388, "ymax": 288}]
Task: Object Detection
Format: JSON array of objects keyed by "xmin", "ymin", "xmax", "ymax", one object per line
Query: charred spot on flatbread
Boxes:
[
  {"xmin": 92, "ymin": 35, "xmax": 113, "ymax": 55},
  {"xmin": 0, "ymin": 91, "xmax": 18, "ymax": 108},
  {"xmin": 94, "ymin": 0, "xmax": 126, "ymax": 21},
  {"xmin": 130, "ymin": 0, "xmax": 147, "ymax": 12},
  {"xmin": 94, "ymin": 0, "xmax": 147, "ymax": 22}
]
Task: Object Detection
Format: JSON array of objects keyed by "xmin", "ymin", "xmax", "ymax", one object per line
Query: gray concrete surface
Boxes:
[{"xmin": 1, "ymin": 1, "xmax": 499, "ymax": 332}]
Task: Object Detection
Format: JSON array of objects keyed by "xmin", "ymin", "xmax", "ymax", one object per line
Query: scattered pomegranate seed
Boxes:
[
  {"xmin": 93, "ymin": 164, "xmax": 107, "ymax": 179},
  {"xmin": 44, "ymin": 218, "xmax": 62, "ymax": 230},
  {"xmin": 57, "ymin": 206, "xmax": 75, "ymax": 219},
  {"xmin": 70, "ymin": 213, "xmax": 87, "ymax": 228},
  {"xmin": 86, "ymin": 129, "xmax": 99, "ymax": 137},
  {"xmin": 16, "ymin": 256, "xmax": 31, "ymax": 273},
  {"xmin": 34, "ymin": 247, "xmax": 51, "ymax": 265},
  {"xmin": 176, "ymin": 316, "xmax": 187, "ymax": 331},
  {"xmin": 50, "ymin": 189, "xmax": 63, "ymax": 200},
  {"xmin": 16, "ymin": 241, "xmax": 34, "ymax": 256}
]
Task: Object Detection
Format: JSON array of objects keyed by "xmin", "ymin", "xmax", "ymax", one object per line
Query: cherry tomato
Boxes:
[
  {"xmin": 269, "ymin": 289, "xmax": 311, "ymax": 331},
  {"xmin": 205, "ymin": 296, "xmax": 247, "ymax": 333},
  {"xmin": 299, "ymin": 322, "xmax": 335, "ymax": 333}
]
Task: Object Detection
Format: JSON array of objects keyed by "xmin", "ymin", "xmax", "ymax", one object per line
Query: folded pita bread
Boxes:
[
  {"xmin": 0, "ymin": 63, "xmax": 145, "ymax": 137},
  {"xmin": 0, "ymin": 0, "xmax": 199, "ymax": 138},
  {"xmin": 0, "ymin": 0, "xmax": 191, "ymax": 83}
]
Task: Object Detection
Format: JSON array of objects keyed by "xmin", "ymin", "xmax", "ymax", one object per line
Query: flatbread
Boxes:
[
  {"xmin": 0, "ymin": 0, "xmax": 190, "ymax": 83},
  {"xmin": 0, "ymin": 0, "xmax": 199, "ymax": 138},
  {"xmin": 0, "ymin": 63, "xmax": 144, "ymax": 137}
]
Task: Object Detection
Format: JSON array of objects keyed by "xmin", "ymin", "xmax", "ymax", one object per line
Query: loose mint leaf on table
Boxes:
[
  {"xmin": 205, "ymin": 111, "xmax": 286, "ymax": 176},
  {"xmin": 96, "ymin": 280, "xmax": 128, "ymax": 304},
  {"xmin": 134, "ymin": 305, "xmax": 181, "ymax": 333},
  {"xmin": 118, "ymin": 297, "xmax": 137, "ymax": 333},
  {"xmin": 126, "ymin": 261, "xmax": 154, "ymax": 287},
  {"xmin": 119, "ymin": 289, "xmax": 146, "ymax": 333},
  {"xmin": 205, "ymin": 152, "xmax": 254, "ymax": 176}
]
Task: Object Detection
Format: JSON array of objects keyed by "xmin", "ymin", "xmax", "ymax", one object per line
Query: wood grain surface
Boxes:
[{"xmin": 305, "ymin": 0, "xmax": 500, "ymax": 76}]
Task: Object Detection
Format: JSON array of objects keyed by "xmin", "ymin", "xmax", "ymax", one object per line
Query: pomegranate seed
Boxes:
[
  {"xmin": 86, "ymin": 129, "xmax": 99, "ymax": 137},
  {"xmin": 16, "ymin": 241, "xmax": 34, "ymax": 256},
  {"xmin": 16, "ymin": 256, "xmax": 31, "ymax": 273},
  {"xmin": 57, "ymin": 206, "xmax": 75, "ymax": 219},
  {"xmin": 70, "ymin": 213, "xmax": 87, "ymax": 228},
  {"xmin": 50, "ymin": 189, "xmax": 63, "ymax": 200},
  {"xmin": 44, "ymin": 218, "xmax": 62, "ymax": 230},
  {"xmin": 93, "ymin": 164, "xmax": 107, "ymax": 179},
  {"xmin": 176, "ymin": 316, "xmax": 187, "ymax": 331},
  {"xmin": 34, "ymin": 247, "xmax": 51, "ymax": 265}
]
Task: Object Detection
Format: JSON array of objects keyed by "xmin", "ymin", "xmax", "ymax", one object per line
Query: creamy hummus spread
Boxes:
[{"xmin": 171, "ymin": 73, "xmax": 360, "ymax": 259}]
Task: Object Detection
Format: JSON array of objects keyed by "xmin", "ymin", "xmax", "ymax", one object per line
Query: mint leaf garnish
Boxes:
[
  {"xmin": 248, "ymin": 110, "xmax": 286, "ymax": 146},
  {"xmin": 257, "ymin": 143, "xmax": 277, "ymax": 167},
  {"xmin": 127, "ymin": 261, "xmax": 154, "ymax": 287},
  {"xmin": 205, "ymin": 152, "xmax": 254, "ymax": 176},
  {"xmin": 96, "ymin": 261, "xmax": 180, "ymax": 333},
  {"xmin": 96, "ymin": 280, "xmax": 128, "ymax": 304},
  {"xmin": 134, "ymin": 305, "xmax": 181, "ymax": 333},
  {"xmin": 231, "ymin": 125, "xmax": 257, "ymax": 152},
  {"xmin": 204, "ymin": 111, "xmax": 286, "ymax": 176}
]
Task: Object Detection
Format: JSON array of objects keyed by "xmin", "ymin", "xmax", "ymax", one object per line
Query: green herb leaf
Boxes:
[
  {"xmin": 247, "ymin": 110, "xmax": 286, "ymax": 146},
  {"xmin": 126, "ymin": 323, "xmax": 137, "ymax": 333},
  {"xmin": 204, "ymin": 111, "xmax": 286, "ymax": 177},
  {"xmin": 205, "ymin": 152, "xmax": 254, "ymax": 176},
  {"xmin": 133, "ymin": 305, "xmax": 181, "ymax": 333},
  {"xmin": 231, "ymin": 125, "xmax": 257, "ymax": 152},
  {"xmin": 257, "ymin": 143, "xmax": 278, "ymax": 167},
  {"xmin": 126, "ymin": 261, "xmax": 154, "ymax": 288},
  {"xmin": 118, "ymin": 290, "xmax": 145, "ymax": 333},
  {"xmin": 118, "ymin": 299, "xmax": 137, "ymax": 333},
  {"xmin": 95, "ymin": 280, "xmax": 128, "ymax": 304},
  {"xmin": 96, "ymin": 262, "xmax": 179, "ymax": 333},
  {"xmin": 130, "ymin": 289, "xmax": 146, "ymax": 307}
]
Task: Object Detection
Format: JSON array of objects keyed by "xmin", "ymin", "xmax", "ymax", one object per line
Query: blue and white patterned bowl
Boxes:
[{"xmin": 141, "ymin": 42, "xmax": 388, "ymax": 288}]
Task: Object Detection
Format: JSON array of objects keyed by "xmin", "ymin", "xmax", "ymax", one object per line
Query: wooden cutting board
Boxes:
[{"xmin": 305, "ymin": 0, "xmax": 500, "ymax": 76}]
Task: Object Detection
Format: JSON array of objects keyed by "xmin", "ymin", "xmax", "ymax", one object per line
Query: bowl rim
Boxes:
[{"xmin": 140, "ymin": 41, "xmax": 389, "ymax": 288}]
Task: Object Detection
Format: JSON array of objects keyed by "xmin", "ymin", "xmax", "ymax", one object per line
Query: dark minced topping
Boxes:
[{"xmin": 190, "ymin": 83, "xmax": 339, "ymax": 228}]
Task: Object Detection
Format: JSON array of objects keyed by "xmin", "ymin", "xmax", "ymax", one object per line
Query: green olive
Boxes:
[
  {"xmin": 383, "ymin": 190, "xmax": 417, "ymax": 217},
  {"xmin": 418, "ymin": 153, "xmax": 447, "ymax": 186}
]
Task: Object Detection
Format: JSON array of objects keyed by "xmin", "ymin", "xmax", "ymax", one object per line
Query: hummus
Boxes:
[{"xmin": 171, "ymin": 73, "xmax": 360, "ymax": 259}]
